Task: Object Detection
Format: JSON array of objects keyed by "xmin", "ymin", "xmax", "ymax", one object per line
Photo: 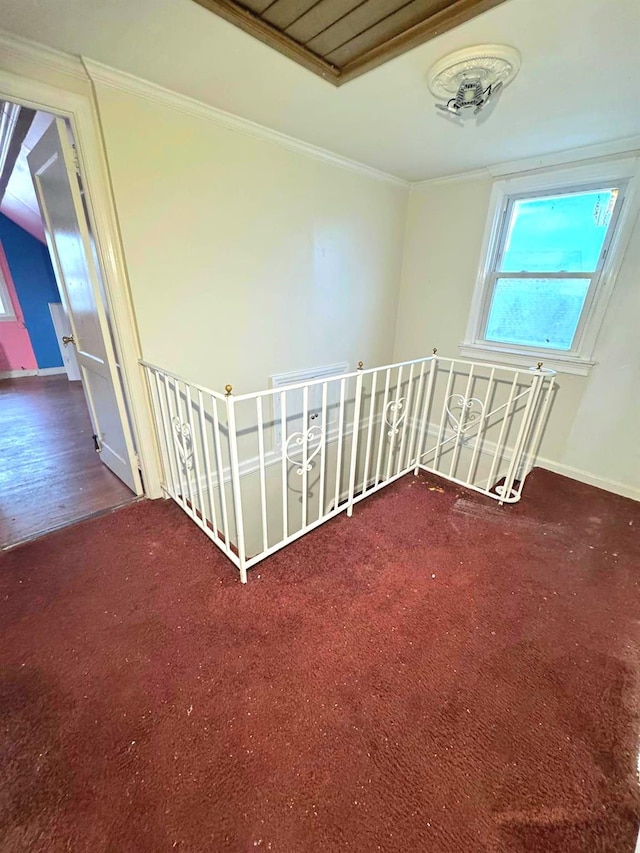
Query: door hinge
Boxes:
[
  {"xmin": 71, "ymin": 144, "xmax": 81, "ymax": 177},
  {"xmin": 92, "ymin": 434, "xmax": 102, "ymax": 453}
]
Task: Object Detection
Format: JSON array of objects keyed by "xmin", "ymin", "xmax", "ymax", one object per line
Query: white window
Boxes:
[
  {"xmin": 462, "ymin": 158, "xmax": 639, "ymax": 375},
  {"xmin": 0, "ymin": 261, "xmax": 17, "ymax": 322}
]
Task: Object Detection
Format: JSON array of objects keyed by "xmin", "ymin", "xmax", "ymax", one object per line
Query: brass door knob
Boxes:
[{"xmin": 62, "ymin": 334, "xmax": 76, "ymax": 347}]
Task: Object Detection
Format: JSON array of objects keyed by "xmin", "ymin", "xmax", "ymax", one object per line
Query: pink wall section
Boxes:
[{"xmin": 0, "ymin": 242, "xmax": 37, "ymax": 373}]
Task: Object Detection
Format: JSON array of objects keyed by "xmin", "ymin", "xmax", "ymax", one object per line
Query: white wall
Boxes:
[
  {"xmin": 394, "ymin": 175, "xmax": 640, "ymax": 498},
  {"xmin": 93, "ymin": 84, "xmax": 409, "ymax": 396}
]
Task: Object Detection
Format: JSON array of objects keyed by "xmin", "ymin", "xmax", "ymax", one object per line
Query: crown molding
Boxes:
[
  {"xmin": 410, "ymin": 137, "xmax": 640, "ymax": 188},
  {"xmin": 82, "ymin": 58, "xmax": 410, "ymax": 189},
  {"xmin": 0, "ymin": 28, "xmax": 86, "ymax": 82},
  {"xmin": 0, "ymin": 29, "xmax": 408, "ymax": 188},
  {"xmin": 411, "ymin": 167, "xmax": 490, "ymax": 189},
  {"xmin": 488, "ymin": 136, "xmax": 640, "ymax": 178}
]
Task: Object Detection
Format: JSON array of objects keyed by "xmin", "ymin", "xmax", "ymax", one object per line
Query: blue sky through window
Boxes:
[
  {"xmin": 485, "ymin": 187, "xmax": 620, "ymax": 350},
  {"xmin": 500, "ymin": 189, "xmax": 617, "ymax": 273}
]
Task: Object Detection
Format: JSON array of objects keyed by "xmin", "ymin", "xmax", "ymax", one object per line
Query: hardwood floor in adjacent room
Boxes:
[{"xmin": 0, "ymin": 374, "xmax": 136, "ymax": 548}]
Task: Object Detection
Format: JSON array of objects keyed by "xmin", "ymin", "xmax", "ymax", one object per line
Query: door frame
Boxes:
[{"xmin": 0, "ymin": 35, "xmax": 163, "ymax": 498}]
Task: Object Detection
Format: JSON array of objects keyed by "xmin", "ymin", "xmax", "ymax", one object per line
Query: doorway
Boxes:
[{"xmin": 0, "ymin": 100, "xmax": 141, "ymax": 548}]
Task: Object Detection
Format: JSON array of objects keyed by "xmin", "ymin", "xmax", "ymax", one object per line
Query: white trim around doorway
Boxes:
[{"xmin": 0, "ymin": 38, "xmax": 163, "ymax": 498}]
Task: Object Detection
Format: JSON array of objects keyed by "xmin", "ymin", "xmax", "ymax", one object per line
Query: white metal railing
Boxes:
[{"xmin": 141, "ymin": 353, "xmax": 555, "ymax": 582}]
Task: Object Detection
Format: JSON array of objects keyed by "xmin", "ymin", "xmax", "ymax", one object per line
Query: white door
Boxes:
[{"xmin": 28, "ymin": 119, "xmax": 142, "ymax": 494}]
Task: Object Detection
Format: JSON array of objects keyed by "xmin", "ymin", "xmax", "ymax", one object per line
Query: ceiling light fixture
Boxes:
[{"xmin": 427, "ymin": 45, "xmax": 520, "ymax": 121}]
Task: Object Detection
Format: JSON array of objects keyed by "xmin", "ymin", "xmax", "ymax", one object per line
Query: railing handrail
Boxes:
[
  {"xmin": 141, "ymin": 353, "xmax": 556, "ymax": 403},
  {"xmin": 232, "ymin": 356, "xmax": 435, "ymax": 401},
  {"xmin": 435, "ymin": 355, "xmax": 556, "ymax": 378},
  {"xmin": 140, "ymin": 360, "xmax": 229, "ymax": 400}
]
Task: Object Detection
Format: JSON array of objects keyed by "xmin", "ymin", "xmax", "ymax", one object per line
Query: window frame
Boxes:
[
  {"xmin": 0, "ymin": 257, "xmax": 17, "ymax": 323},
  {"xmin": 462, "ymin": 157, "xmax": 640, "ymax": 375}
]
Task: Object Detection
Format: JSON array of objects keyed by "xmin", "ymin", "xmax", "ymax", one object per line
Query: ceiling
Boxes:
[
  {"xmin": 192, "ymin": 0, "xmax": 506, "ymax": 84},
  {"xmin": 1, "ymin": 112, "xmax": 53, "ymax": 242},
  {"xmin": 0, "ymin": 0, "xmax": 638, "ymax": 181}
]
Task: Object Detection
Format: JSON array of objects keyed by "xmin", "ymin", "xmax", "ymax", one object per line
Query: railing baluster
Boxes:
[
  {"xmin": 153, "ymin": 370, "xmax": 179, "ymax": 498},
  {"xmin": 226, "ymin": 392, "xmax": 247, "ymax": 583},
  {"xmin": 385, "ymin": 365, "xmax": 403, "ymax": 482},
  {"xmin": 414, "ymin": 357, "xmax": 437, "ymax": 474},
  {"xmin": 211, "ymin": 394, "xmax": 231, "ymax": 555},
  {"xmin": 198, "ymin": 389, "xmax": 219, "ymax": 542},
  {"xmin": 347, "ymin": 368, "xmax": 364, "ymax": 517},
  {"xmin": 301, "ymin": 385, "xmax": 309, "ymax": 529},
  {"xmin": 362, "ymin": 371, "xmax": 378, "ymax": 496},
  {"xmin": 406, "ymin": 361, "xmax": 425, "ymax": 472},
  {"xmin": 280, "ymin": 390, "xmax": 288, "ymax": 540},
  {"xmin": 318, "ymin": 382, "xmax": 328, "ymax": 519},
  {"xmin": 448, "ymin": 366, "xmax": 474, "ymax": 480},
  {"xmin": 256, "ymin": 396, "xmax": 269, "ymax": 552},
  {"xmin": 334, "ymin": 377, "xmax": 347, "ymax": 509},
  {"xmin": 374, "ymin": 368, "xmax": 391, "ymax": 486},
  {"xmin": 432, "ymin": 362, "xmax": 455, "ymax": 472},
  {"xmin": 397, "ymin": 363, "xmax": 415, "ymax": 474},
  {"xmin": 165, "ymin": 377, "xmax": 192, "ymax": 518},
  {"xmin": 177, "ymin": 380, "xmax": 198, "ymax": 521},
  {"xmin": 186, "ymin": 384, "xmax": 206, "ymax": 528},
  {"xmin": 466, "ymin": 368, "xmax": 494, "ymax": 487}
]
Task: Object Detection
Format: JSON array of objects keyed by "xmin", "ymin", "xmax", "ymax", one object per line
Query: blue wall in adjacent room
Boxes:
[{"xmin": 0, "ymin": 213, "xmax": 63, "ymax": 369}]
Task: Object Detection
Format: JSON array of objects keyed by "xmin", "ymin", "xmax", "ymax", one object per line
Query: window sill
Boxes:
[{"xmin": 459, "ymin": 342, "xmax": 595, "ymax": 377}]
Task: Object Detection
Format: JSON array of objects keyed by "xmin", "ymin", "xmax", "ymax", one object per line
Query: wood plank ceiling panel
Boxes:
[
  {"xmin": 326, "ymin": 0, "xmax": 451, "ymax": 64},
  {"xmin": 240, "ymin": 0, "xmax": 276, "ymax": 14},
  {"xmin": 307, "ymin": 0, "xmax": 439, "ymax": 57},
  {"xmin": 285, "ymin": 0, "xmax": 371, "ymax": 44},
  {"xmin": 262, "ymin": 0, "xmax": 321, "ymax": 30},
  {"xmin": 192, "ymin": 0, "xmax": 509, "ymax": 84}
]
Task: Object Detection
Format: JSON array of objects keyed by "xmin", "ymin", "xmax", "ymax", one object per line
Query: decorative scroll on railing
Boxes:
[{"xmin": 141, "ymin": 353, "xmax": 555, "ymax": 583}]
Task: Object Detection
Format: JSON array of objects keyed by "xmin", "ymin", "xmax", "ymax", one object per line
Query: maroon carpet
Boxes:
[{"xmin": 1, "ymin": 469, "xmax": 639, "ymax": 852}]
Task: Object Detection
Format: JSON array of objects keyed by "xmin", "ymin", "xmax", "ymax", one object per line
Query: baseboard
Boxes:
[
  {"xmin": 417, "ymin": 420, "xmax": 640, "ymax": 502},
  {"xmin": 0, "ymin": 367, "xmax": 67, "ymax": 379},
  {"xmin": 0, "ymin": 369, "xmax": 38, "ymax": 379},
  {"xmin": 38, "ymin": 366, "xmax": 67, "ymax": 376},
  {"xmin": 536, "ymin": 457, "xmax": 640, "ymax": 502}
]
